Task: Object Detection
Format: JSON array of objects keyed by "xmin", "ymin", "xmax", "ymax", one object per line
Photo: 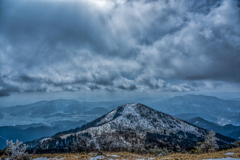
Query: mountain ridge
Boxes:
[
  {"xmin": 186, "ymin": 117, "xmax": 240, "ymax": 139},
  {"xmin": 150, "ymin": 94, "xmax": 240, "ymax": 126},
  {"xmin": 26, "ymin": 103, "xmax": 235, "ymax": 153}
]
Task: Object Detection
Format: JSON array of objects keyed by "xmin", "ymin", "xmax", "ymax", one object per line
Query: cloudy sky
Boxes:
[{"xmin": 0, "ymin": 0, "xmax": 240, "ymax": 106}]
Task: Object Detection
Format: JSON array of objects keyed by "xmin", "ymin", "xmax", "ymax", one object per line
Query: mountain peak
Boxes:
[
  {"xmin": 73, "ymin": 103, "xmax": 205, "ymax": 136},
  {"xmin": 26, "ymin": 103, "xmax": 235, "ymax": 152},
  {"xmin": 118, "ymin": 103, "xmax": 142, "ymax": 110}
]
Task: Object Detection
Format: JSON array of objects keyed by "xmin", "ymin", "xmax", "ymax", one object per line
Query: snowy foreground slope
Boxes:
[{"xmin": 26, "ymin": 103, "xmax": 235, "ymax": 152}]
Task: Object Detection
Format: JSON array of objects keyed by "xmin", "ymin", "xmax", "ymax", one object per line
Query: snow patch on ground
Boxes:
[
  {"xmin": 60, "ymin": 133, "xmax": 72, "ymax": 139},
  {"xmin": 40, "ymin": 138, "xmax": 51, "ymax": 143},
  {"xmin": 89, "ymin": 153, "xmax": 95, "ymax": 156},
  {"xmin": 89, "ymin": 155, "xmax": 105, "ymax": 160},
  {"xmin": 107, "ymin": 154, "xmax": 120, "ymax": 157},
  {"xmin": 225, "ymin": 152, "xmax": 235, "ymax": 155}
]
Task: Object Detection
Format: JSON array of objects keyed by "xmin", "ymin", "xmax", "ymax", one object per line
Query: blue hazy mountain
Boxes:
[
  {"xmin": 0, "ymin": 120, "xmax": 87, "ymax": 149},
  {"xmin": 186, "ymin": 117, "xmax": 240, "ymax": 139},
  {"xmin": 83, "ymin": 107, "xmax": 110, "ymax": 115},
  {"xmin": 151, "ymin": 94, "xmax": 240, "ymax": 126},
  {"xmin": 0, "ymin": 99, "xmax": 123, "ymax": 126},
  {"xmin": 1, "ymin": 99, "xmax": 86, "ymax": 117}
]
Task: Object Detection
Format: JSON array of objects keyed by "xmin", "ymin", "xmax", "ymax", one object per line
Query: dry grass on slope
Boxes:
[{"xmin": 1, "ymin": 147, "xmax": 240, "ymax": 160}]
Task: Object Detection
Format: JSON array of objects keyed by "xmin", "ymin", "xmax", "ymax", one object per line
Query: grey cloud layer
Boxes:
[{"xmin": 0, "ymin": 0, "xmax": 240, "ymax": 96}]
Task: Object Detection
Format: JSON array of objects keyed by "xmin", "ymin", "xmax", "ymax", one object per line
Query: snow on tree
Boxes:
[
  {"xmin": 195, "ymin": 130, "xmax": 219, "ymax": 153},
  {"xmin": 233, "ymin": 137, "xmax": 240, "ymax": 147},
  {"xmin": 5, "ymin": 139, "xmax": 32, "ymax": 160}
]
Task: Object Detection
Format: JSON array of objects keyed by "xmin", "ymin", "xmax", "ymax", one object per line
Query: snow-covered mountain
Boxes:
[{"xmin": 26, "ymin": 103, "xmax": 235, "ymax": 152}]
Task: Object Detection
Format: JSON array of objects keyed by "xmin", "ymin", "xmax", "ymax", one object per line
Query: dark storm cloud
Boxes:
[
  {"xmin": 0, "ymin": 0, "xmax": 240, "ymax": 95},
  {"xmin": 0, "ymin": 80, "xmax": 20, "ymax": 97},
  {"xmin": 118, "ymin": 84, "xmax": 137, "ymax": 91},
  {"xmin": 0, "ymin": 89, "xmax": 10, "ymax": 97},
  {"xmin": 89, "ymin": 85, "xmax": 101, "ymax": 91}
]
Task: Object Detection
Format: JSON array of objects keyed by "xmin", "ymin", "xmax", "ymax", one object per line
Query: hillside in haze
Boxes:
[
  {"xmin": 0, "ymin": 120, "xmax": 87, "ymax": 149},
  {"xmin": 151, "ymin": 94, "xmax": 240, "ymax": 126},
  {"xmin": 1, "ymin": 95, "xmax": 239, "ymax": 127},
  {"xmin": 186, "ymin": 117, "xmax": 240, "ymax": 139},
  {"xmin": 0, "ymin": 99, "xmax": 120, "ymax": 126}
]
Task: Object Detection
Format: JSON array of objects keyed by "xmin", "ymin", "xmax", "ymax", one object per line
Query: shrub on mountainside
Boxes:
[
  {"xmin": 233, "ymin": 137, "xmax": 240, "ymax": 147},
  {"xmin": 70, "ymin": 136, "xmax": 90, "ymax": 153},
  {"xmin": 0, "ymin": 149, "xmax": 6, "ymax": 156},
  {"xmin": 149, "ymin": 146, "xmax": 169, "ymax": 156},
  {"xmin": 5, "ymin": 140, "xmax": 32, "ymax": 160},
  {"xmin": 194, "ymin": 130, "xmax": 219, "ymax": 153}
]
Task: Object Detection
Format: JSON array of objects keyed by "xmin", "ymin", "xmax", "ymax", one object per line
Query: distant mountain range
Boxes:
[
  {"xmin": 1, "ymin": 99, "xmax": 85, "ymax": 117},
  {"xmin": 185, "ymin": 117, "xmax": 240, "ymax": 139},
  {"xmin": 0, "ymin": 99, "xmax": 114, "ymax": 149},
  {"xmin": 83, "ymin": 107, "xmax": 110, "ymax": 115},
  {"xmin": 0, "ymin": 99, "xmax": 119, "ymax": 126},
  {"xmin": 0, "ymin": 120, "xmax": 87, "ymax": 149},
  {"xmin": 1, "ymin": 95, "xmax": 239, "ymax": 126},
  {"xmin": 26, "ymin": 103, "xmax": 235, "ymax": 153},
  {"xmin": 151, "ymin": 94, "xmax": 240, "ymax": 126}
]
